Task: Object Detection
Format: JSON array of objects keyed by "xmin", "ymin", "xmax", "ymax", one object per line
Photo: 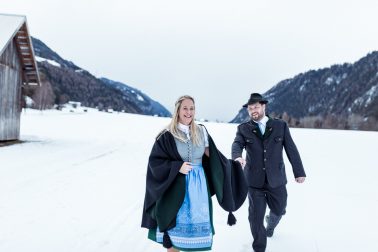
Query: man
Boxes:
[{"xmin": 232, "ymin": 93, "xmax": 306, "ymax": 252}]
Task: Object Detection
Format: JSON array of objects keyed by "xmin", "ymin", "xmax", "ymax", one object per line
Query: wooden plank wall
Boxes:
[{"xmin": 0, "ymin": 39, "xmax": 23, "ymax": 141}]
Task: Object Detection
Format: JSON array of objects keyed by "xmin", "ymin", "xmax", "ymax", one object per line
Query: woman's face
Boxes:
[{"xmin": 178, "ymin": 99, "xmax": 195, "ymax": 125}]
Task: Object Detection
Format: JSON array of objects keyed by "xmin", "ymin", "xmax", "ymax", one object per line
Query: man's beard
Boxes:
[{"xmin": 251, "ymin": 112, "xmax": 264, "ymax": 121}]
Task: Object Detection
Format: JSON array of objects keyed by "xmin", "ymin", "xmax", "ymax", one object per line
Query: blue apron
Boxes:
[{"xmin": 156, "ymin": 163, "xmax": 212, "ymax": 250}]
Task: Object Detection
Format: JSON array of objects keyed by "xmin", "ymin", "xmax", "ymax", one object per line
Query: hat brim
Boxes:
[{"xmin": 242, "ymin": 100, "xmax": 268, "ymax": 108}]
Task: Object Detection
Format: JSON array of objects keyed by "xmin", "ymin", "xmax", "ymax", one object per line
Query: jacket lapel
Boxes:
[
  {"xmin": 249, "ymin": 121, "xmax": 263, "ymax": 139},
  {"xmin": 263, "ymin": 118, "xmax": 273, "ymax": 140}
]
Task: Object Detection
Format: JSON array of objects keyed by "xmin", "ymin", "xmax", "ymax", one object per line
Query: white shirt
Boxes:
[
  {"xmin": 178, "ymin": 123, "xmax": 190, "ymax": 140},
  {"xmin": 178, "ymin": 123, "xmax": 209, "ymax": 147}
]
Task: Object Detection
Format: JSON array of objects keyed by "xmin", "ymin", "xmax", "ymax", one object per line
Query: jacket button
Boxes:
[
  {"xmin": 264, "ymin": 150, "xmax": 267, "ymax": 152},
  {"xmin": 262, "ymin": 167, "xmax": 266, "ymax": 170},
  {"xmin": 264, "ymin": 158, "xmax": 267, "ymax": 161}
]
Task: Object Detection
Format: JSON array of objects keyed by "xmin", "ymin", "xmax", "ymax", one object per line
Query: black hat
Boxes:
[{"xmin": 242, "ymin": 93, "xmax": 268, "ymax": 108}]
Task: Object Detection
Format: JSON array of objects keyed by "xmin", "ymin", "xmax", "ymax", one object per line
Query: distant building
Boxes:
[
  {"xmin": 68, "ymin": 101, "xmax": 81, "ymax": 108},
  {"xmin": 0, "ymin": 13, "xmax": 40, "ymax": 141}
]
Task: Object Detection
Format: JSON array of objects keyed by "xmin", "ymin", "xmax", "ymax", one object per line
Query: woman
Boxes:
[{"xmin": 141, "ymin": 95, "xmax": 248, "ymax": 251}]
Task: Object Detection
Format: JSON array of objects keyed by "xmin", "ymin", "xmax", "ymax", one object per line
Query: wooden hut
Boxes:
[{"xmin": 0, "ymin": 13, "xmax": 40, "ymax": 141}]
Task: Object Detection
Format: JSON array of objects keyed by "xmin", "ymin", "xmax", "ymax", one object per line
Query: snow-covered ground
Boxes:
[{"xmin": 0, "ymin": 109, "xmax": 377, "ymax": 252}]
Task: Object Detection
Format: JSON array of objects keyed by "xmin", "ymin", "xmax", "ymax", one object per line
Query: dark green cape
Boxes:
[{"xmin": 141, "ymin": 127, "xmax": 248, "ymax": 232}]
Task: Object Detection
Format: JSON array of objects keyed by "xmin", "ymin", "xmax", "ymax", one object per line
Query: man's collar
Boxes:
[{"xmin": 252, "ymin": 115, "xmax": 269, "ymax": 125}]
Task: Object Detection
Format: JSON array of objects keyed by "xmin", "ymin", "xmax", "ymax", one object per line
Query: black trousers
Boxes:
[{"xmin": 247, "ymin": 180, "xmax": 287, "ymax": 252}]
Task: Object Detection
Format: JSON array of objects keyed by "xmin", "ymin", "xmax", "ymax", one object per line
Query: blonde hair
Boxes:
[{"xmin": 168, "ymin": 95, "xmax": 202, "ymax": 146}]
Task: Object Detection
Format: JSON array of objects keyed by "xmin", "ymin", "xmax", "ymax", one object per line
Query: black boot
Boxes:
[{"xmin": 265, "ymin": 212, "xmax": 282, "ymax": 238}]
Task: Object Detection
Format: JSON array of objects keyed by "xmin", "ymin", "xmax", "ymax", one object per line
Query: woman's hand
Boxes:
[{"xmin": 179, "ymin": 162, "xmax": 193, "ymax": 175}]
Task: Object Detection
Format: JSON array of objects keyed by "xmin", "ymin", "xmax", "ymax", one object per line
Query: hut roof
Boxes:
[{"xmin": 0, "ymin": 13, "xmax": 40, "ymax": 86}]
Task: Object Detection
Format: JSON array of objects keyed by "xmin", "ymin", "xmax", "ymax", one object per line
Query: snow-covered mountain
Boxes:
[
  {"xmin": 100, "ymin": 78, "xmax": 169, "ymax": 117},
  {"xmin": 231, "ymin": 52, "xmax": 378, "ymax": 130},
  {"xmin": 31, "ymin": 37, "xmax": 171, "ymax": 117}
]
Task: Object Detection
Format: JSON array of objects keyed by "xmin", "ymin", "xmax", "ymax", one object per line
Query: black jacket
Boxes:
[
  {"xmin": 142, "ymin": 127, "xmax": 248, "ymax": 232},
  {"xmin": 232, "ymin": 118, "xmax": 306, "ymax": 188}
]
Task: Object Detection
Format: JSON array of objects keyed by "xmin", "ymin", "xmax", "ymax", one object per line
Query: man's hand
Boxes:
[
  {"xmin": 235, "ymin": 157, "xmax": 246, "ymax": 168},
  {"xmin": 295, "ymin": 177, "xmax": 306, "ymax": 183}
]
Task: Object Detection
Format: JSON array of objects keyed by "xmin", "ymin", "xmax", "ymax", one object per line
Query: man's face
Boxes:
[{"xmin": 247, "ymin": 102, "xmax": 265, "ymax": 121}]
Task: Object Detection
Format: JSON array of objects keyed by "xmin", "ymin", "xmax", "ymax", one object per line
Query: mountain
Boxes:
[
  {"xmin": 100, "ymin": 78, "xmax": 170, "ymax": 117},
  {"xmin": 231, "ymin": 52, "xmax": 378, "ymax": 130},
  {"xmin": 30, "ymin": 37, "xmax": 171, "ymax": 117}
]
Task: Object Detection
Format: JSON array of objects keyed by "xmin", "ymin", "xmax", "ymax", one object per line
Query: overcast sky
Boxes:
[{"xmin": 3, "ymin": 0, "xmax": 378, "ymax": 121}]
